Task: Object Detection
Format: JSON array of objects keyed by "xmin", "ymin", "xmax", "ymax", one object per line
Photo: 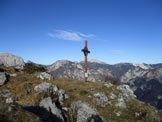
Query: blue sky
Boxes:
[{"xmin": 0, "ymin": 0, "xmax": 162, "ymax": 64}]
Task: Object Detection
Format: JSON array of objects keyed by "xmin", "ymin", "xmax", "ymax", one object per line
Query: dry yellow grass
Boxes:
[{"xmin": 0, "ymin": 66, "xmax": 162, "ymax": 122}]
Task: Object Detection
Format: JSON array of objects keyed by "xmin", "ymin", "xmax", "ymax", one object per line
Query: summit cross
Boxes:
[{"xmin": 81, "ymin": 40, "xmax": 90, "ymax": 82}]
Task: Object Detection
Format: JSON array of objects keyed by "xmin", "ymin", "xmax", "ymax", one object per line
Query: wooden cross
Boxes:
[{"xmin": 81, "ymin": 40, "xmax": 90, "ymax": 82}]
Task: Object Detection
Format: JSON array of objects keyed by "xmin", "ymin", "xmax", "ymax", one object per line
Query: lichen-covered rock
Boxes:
[
  {"xmin": 0, "ymin": 90, "xmax": 11, "ymax": 97},
  {"xmin": 36, "ymin": 72, "xmax": 53, "ymax": 80},
  {"xmin": 34, "ymin": 82, "xmax": 58, "ymax": 93},
  {"xmin": 0, "ymin": 53, "xmax": 24, "ymax": 69},
  {"xmin": 117, "ymin": 85, "xmax": 136, "ymax": 101},
  {"xmin": 40, "ymin": 97, "xmax": 64, "ymax": 122},
  {"xmin": 70, "ymin": 101, "xmax": 106, "ymax": 122},
  {"xmin": 0, "ymin": 72, "xmax": 7, "ymax": 86},
  {"xmin": 94, "ymin": 93, "xmax": 110, "ymax": 107}
]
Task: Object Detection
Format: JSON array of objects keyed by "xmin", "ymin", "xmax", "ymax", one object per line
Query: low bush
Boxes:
[
  {"xmin": 23, "ymin": 62, "xmax": 46, "ymax": 74},
  {"xmin": 79, "ymin": 90, "xmax": 89, "ymax": 95},
  {"xmin": 104, "ymin": 75, "xmax": 121, "ymax": 85}
]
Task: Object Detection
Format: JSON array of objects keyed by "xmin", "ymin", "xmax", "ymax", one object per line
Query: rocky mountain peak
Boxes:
[
  {"xmin": 88, "ymin": 59, "xmax": 107, "ymax": 64},
  {"xmin": 47, "ymin": 60, "xmax": 72, "ymax": 72}
]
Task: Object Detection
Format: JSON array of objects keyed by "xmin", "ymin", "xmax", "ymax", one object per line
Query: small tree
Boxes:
[{"xmin": 104, "ymin": 75, "xmax": 121, "ymax": 85}]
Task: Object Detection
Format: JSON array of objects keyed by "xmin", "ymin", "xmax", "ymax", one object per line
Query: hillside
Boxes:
[
  {"xmin": 0, "ymin": 65, "xmax": 162, "ymax": 122},
  {"xmin": 47, "ymin": 60, "xmax": 162, "ymax": 110}
]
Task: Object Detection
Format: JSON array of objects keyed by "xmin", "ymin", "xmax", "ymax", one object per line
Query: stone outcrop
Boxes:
[
  {"xmin": 34, "ymin": 82, "xmax": 58, "ymax": 93},
  {"xmin": 0, "ymin": 72, "xmax": 7, "ymax": 85},
  {"xmin": 93, "ymin": 93, "xmax": 110, "ymax": 107},
  {"xmin": 0, "ymin": 53, "xmax": 24, "ymax": 69},
  {"xmin": 117, "ymin": 85, "xmax": 136, "ymax": 101},
  {"xmin": 40, "ymin": 97, "xmax": 65, "ymax": 122},
  {"xmin": 34, "ymin": 82, "xmax": 68, "ymax": 105},
  {"xmin": 36, "ymin": 72, "xmax": 53, "ymax": 80},
  {"xmin": 70, "ymin": 101, "xmax": 106, "ymax": 122},
  {"xmin": 115, "ymin": 85, "xmax": 136, "ymax": 109}
]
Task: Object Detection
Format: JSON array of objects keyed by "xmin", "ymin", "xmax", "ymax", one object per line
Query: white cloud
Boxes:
[{"xmin": 48, "ymin": 30, "xmax": 94, "ymax": 41}]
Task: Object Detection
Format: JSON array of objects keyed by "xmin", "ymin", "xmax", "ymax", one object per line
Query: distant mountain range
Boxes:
[
  {"xmin": 47, "ymin": 59, "xmax": 162, "ymax": 110},
  {"xmin": 0, "ymin": 53, "xmax": 162, "ymax": 110}
]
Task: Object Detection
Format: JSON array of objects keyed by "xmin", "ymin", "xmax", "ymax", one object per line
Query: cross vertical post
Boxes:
[{"xmin": 81, "ymin": 40, "xmax": 90, "ymax": 82}]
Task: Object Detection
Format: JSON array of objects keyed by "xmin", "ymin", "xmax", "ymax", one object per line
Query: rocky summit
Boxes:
[{"xmin": 0, "ymin": 53, "xmax": 162, "ymax": 122}]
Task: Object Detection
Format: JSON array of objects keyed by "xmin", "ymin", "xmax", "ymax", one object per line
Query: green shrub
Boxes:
[
  {"xmin": 79, "ymin": 90, "xmax": 89, "ymax": 95},
  {"xmin": 23, "ymin": 62, "xmax": 46, "ymax": 74}
]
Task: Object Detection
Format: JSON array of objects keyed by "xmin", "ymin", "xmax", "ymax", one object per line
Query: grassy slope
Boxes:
[{"xmin": 0, "ymin": 66, "xmax": 162, "ymax": 122}]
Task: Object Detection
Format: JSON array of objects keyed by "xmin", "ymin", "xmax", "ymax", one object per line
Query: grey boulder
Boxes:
[
  {"xmin": 0, "ymin": 72, "xmax": 7, "ymax": 85},
  {"xmin": 34, "ymin": 82, "xmax": 58, "ymax": 93},
  {"xmin": 70, "ymin": 101, "xmax": 106, "ymax": 122},
  {"xmin": 94, "ymin": 93, "xmax": 110, "ymax": 107},
  {"xmin": 34, "ymin": 82, "xmax": 68, "ymax": 105},
  {"xmin": 0, "ymin": 53, "xmax": 24, "ymax": 69},
  {"xmin": 36, "ymin": 72, "xmax": 53, "ymax": 80},
  {"xmin": 40, "ymin": 97, "xmax": 64, "ymax": 122}
]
